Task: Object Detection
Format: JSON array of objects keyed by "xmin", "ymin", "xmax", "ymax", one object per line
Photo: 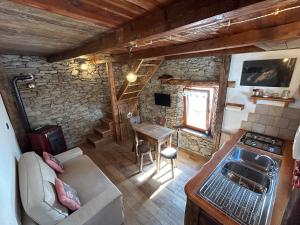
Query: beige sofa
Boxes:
[{"xmin": 18, "ymin": 147, "xmax": 124, "ymax": 225}]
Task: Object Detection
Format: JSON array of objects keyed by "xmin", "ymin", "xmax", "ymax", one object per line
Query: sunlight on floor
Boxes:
[{"xmin": 134, "ymin": 160, "xmax": 183, "ymax": 200}]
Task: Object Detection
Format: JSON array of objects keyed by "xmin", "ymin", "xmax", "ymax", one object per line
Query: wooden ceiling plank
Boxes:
[
  {"xmin": 125, "ymin": 0, "xmax": 160, "ymax": 10},
  {"xmin": 47, "ymin": 0, "xmax": 291, "ymax": 62},
  {"xmin": 10, "ymin": 0, "xmax": 127, "ymax": 28},
  {"xmin": 104, "ymin": 0, "xmax": 147, "ymax": 15},
  {"xmin": 113, "ymin": 20, "xmax": 300, "ymax": 60},
  {"xmin": 82, "ymin": 0, "xmax": 137, "ymax": 19}
]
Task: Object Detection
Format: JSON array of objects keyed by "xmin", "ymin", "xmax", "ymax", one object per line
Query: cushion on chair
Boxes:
[
  {"xmin": 19, "ymin": 152, "xmax": 68, "ymax": 225},
  {"xmin": 160, "ymin": 147, "xmax": 177, "ymax": 159}
]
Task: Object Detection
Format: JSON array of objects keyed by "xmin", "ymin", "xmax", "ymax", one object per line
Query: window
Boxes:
[{"xmin": 183, "ymin": 88, "xmax": 214, "ymax": 133}]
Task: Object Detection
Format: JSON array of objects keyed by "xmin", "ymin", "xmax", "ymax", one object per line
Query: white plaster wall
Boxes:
[
  {"xmin": 222, "ymin": 49, "xmax": 300, "ymax": 133},
  {"xmin": 0, "ymin": 95, "xmax": 22, "ymax": 225}
]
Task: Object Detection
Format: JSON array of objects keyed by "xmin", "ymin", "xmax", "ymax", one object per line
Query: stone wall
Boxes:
[
  {"xmin": 0, "ymin": 55, "xmax": 124, "ymax": 148},
  {"xmin": 139, "ymin": 57, "xmax": 223, "ymax": 156}
]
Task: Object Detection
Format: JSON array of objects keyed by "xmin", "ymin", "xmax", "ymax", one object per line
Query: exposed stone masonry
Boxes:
[
  {"xmin": 0, "ymin": 55, "xmax": 124, "ymax": 148},
  {"xmin": 139, "ymin": 57, "xmax": 223, "ymax": 156}
]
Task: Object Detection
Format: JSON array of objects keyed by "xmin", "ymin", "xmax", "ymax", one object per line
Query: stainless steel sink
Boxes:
[
  {"xmin": 198, "ymin": 146, "xmax": 281, "ymax": 225},
  {"xmin": 222, "ymin": 162, "xmax": 270, "ymax": 194},
  {"xmin": 230, "ymin": 148, "xmax": 275, "ymax": 173}
]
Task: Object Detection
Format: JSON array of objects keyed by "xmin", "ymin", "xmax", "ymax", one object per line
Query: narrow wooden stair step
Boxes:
[
  {"xmin": 101, "ymin": 117, "xmax": 113, "ymax": 127},
  {"xmin": 87, "ymin": 133, "xmax": 103, "ymax": 145},
  {"xmin": 140, "ymin": 63, "xmax": 158, "ymax": 67},
  {"xmin": 87, "ymin": 133, "xmax": 113, "ymax": 147},
  {"xmin": 94, "ymin": 126, "xmax": 112, "ymax": 137}
]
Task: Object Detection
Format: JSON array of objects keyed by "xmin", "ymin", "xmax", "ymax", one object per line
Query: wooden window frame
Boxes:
[{"xmin": 183, "ymin": 87, "xmax": 213, "ymax": 134}]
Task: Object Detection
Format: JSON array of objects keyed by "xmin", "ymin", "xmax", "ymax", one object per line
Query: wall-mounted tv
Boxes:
[
  {"xmin": 154, "ymin": 93, "xmax": 171, "ymax": 107},
  {"xmin": 240, "ymin": 58, "xmax": 296, "ymax": 87}
]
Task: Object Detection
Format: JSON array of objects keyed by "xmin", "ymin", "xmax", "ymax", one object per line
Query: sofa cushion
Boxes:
[
  {"xmin": 43, "ymin": 152, "xmax": 64, "ymax": 173},
  {"xmin": 19, "ymin": 152, "xmax": 68, "ymax": 225},
  {"xmin": 55, "ymin": 178, "xmax": 81, "ymax": 211},
  {"xmin": 58, "ymin": 155, "xmax": 117, "ymax": 204}
]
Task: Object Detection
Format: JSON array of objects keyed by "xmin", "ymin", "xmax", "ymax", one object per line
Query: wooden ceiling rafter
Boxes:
[
  {"xmin": 164, "ymin": 46, "xmax": 264, "ymax": 60},
  {"xmin": 46, "ymin": 0, "xmax": 295, "ymax": 62},
  {"xmin": 112, "ymin": 20, "xmax": 300, "ymax": 60}
]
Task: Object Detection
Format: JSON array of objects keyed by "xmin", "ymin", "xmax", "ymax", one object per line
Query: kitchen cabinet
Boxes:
[{"xmin": 185, "ymin": 199, "xmax": 222, "ymax": 225}]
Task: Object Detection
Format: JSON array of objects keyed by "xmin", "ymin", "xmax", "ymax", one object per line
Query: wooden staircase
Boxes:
[
  {"xmin": 117, "ymin": 57, "xmax": 164, "ymax": 101},
  {"xmin": 86, "ymin": 116, "xmax": 114, "ymax": 147}
]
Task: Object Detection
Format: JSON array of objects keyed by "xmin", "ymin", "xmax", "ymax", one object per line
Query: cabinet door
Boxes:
[{"xmin": 185, "ymin": 199, "xmax": 222, "ymax": 225}]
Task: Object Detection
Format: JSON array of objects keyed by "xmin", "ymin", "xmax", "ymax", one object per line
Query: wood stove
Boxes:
[{"xmin": 29, "ymin": 125, "xmax": 67, "ymax": 155}]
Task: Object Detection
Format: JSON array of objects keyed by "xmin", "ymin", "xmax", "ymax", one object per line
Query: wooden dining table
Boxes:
[{"xmin": 131, "ymin": 123, "xmax": 175, "ymax": 172}]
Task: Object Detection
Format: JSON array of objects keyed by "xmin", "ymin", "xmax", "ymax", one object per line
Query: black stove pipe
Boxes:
[{"xmin": 11, "ymin": 74, "xmax": 34, "ymax": 133}]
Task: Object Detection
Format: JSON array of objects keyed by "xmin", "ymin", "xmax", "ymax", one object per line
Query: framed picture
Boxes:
[{"xmin": 240, "ymin": 58, "xmax": 297, "ymax": 87}]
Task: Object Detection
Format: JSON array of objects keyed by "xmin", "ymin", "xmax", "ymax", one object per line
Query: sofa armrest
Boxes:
[
  {"xmin": 57, "ymin": 188, "xmax": 123, "ymax": 225},
  {"xmin": 55, "ymin": 147, "xmax": 83, "ymax": 163}
]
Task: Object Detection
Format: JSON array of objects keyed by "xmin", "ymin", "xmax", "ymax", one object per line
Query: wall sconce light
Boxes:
[
  {"xmin": 80, "ymin": 62, "xmax": 89, "ymax": 71},
  {"xmin": 283, "ymin": 58, "xmax": 289, "ymax": 62},
  {"xmin": 75, "ymin": 58, "xmax": 89, "ymax": 71}
]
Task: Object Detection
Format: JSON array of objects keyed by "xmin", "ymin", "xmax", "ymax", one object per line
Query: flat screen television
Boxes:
[
  {"xmin": 240, "ymin": 58, "xmax": 296, "ymax": 87},
  {"xmin": 154, "ymin": 93, "xmax": 171, "ymax": 107}
]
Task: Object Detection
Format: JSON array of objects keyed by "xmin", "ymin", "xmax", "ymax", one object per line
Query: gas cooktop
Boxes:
[{"xmin": 240, "ymin": 131, "xmax": 284, "ymax": 155}]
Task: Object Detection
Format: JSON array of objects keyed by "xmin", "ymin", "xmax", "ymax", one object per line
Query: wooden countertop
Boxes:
[{"xmin": 184, "ymin": 130, "xmax": 294, "ymax": 225}]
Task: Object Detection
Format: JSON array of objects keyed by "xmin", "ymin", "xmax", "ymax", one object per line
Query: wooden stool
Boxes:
[{"xmin": 160, "ymin": 147, "xmax": 177, "ymax": 178}]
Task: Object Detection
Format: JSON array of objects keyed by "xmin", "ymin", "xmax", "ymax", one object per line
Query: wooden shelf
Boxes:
[
  {"xmin": 225, "ymin": 103, "xmax": 245, "ymax": 111},
  {"xmin": 250, "ymin": 96, "xmax": 295, "ymax": 107}
]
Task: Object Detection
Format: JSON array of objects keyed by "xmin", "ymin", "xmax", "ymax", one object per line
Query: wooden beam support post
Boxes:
[
  {"xmin": 213, "ymin": 55, "xmax": 231, "ymax": 150},
  {"xmin": 106, "ymin": 62, "xmax": 121, "ymax": 142}
]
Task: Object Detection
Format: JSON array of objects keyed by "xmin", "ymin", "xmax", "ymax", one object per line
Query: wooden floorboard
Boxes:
[{"xmin": 80, "ymin": 141, "xmax": 206, "ymax": 225}]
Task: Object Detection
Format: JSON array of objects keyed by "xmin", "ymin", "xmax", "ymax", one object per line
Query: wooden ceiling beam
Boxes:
[
  {"xmin": 46, "ymin": 0, "xmax": 290, "ymax": 62},
  {"xmin": 164, "ymin": 46, "xmax": 264, "ymax": 60},
  {"xmin": 112, "ymin": 20, "xmax": 300, "ymax": 60},
  {"xmin": 10, "ymin": 0, "xmax": 127, "ymax": 28}
]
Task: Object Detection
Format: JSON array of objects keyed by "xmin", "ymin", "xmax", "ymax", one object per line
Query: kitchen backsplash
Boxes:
[{"xmin": 241, "ymin": 104, "xmax": 300, "ymax": 140}]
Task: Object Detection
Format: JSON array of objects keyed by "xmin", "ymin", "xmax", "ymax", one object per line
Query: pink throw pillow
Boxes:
[
  {"xmin": 55, "ymin": 178, "xmax": 81, "ymax": 211},
  {"xmin": 43, "ymin": 152, "xmax": 64, "ymax": 173}
]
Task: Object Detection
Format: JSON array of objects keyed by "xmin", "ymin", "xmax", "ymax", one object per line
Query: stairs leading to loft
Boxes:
[
  {"xmin": 117, "ymin": 57, "xmax": 164, "ymax": 101},
  {"xmin": 86, "ymin": 116, "xmax": 114, "ymax": 147}
]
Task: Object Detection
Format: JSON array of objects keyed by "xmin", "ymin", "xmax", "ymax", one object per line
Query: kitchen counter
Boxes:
[{"xmin": 184, "ymin": 130, "xmax": 294, "ymax": 225}]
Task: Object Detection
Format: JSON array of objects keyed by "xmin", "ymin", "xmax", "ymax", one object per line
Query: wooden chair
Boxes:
[
  {"xmin": 155, "ymin": 116, "xmax": 167, "ymax": 127},
  {"xmin": 135, "ymin": 133, "xmax": 154, "ymax": 171},
  {"xmin": 129, "ymin": 116, "xmax": 153, "ymax": 171},
  {"xmin": 159, "ymin": 128, "xmax": 180, "ymax": 178}
]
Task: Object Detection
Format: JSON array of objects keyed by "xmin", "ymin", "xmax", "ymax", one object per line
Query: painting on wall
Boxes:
[{"xmin": 240, "ymin": 58, "xmax": 297, "ymax": 87}]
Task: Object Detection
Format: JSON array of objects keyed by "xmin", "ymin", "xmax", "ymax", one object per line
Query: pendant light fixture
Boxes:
[{"xmin": 126, "ymin": 46, "xmax": 137, "ymax": 83}]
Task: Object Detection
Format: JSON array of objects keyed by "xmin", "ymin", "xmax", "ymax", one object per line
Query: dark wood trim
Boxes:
[
  {"xmin": 113, "ymin": 20, "xmax": 300, "ymax": 60},
  {"xmin": 47, "ymin": 0, "xmax": 283, "ymax": 62}
]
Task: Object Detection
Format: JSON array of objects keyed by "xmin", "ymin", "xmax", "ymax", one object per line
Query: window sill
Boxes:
[{"xmin": 181, "ymin": 127, "xmax": 213, "ymax": 140}]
